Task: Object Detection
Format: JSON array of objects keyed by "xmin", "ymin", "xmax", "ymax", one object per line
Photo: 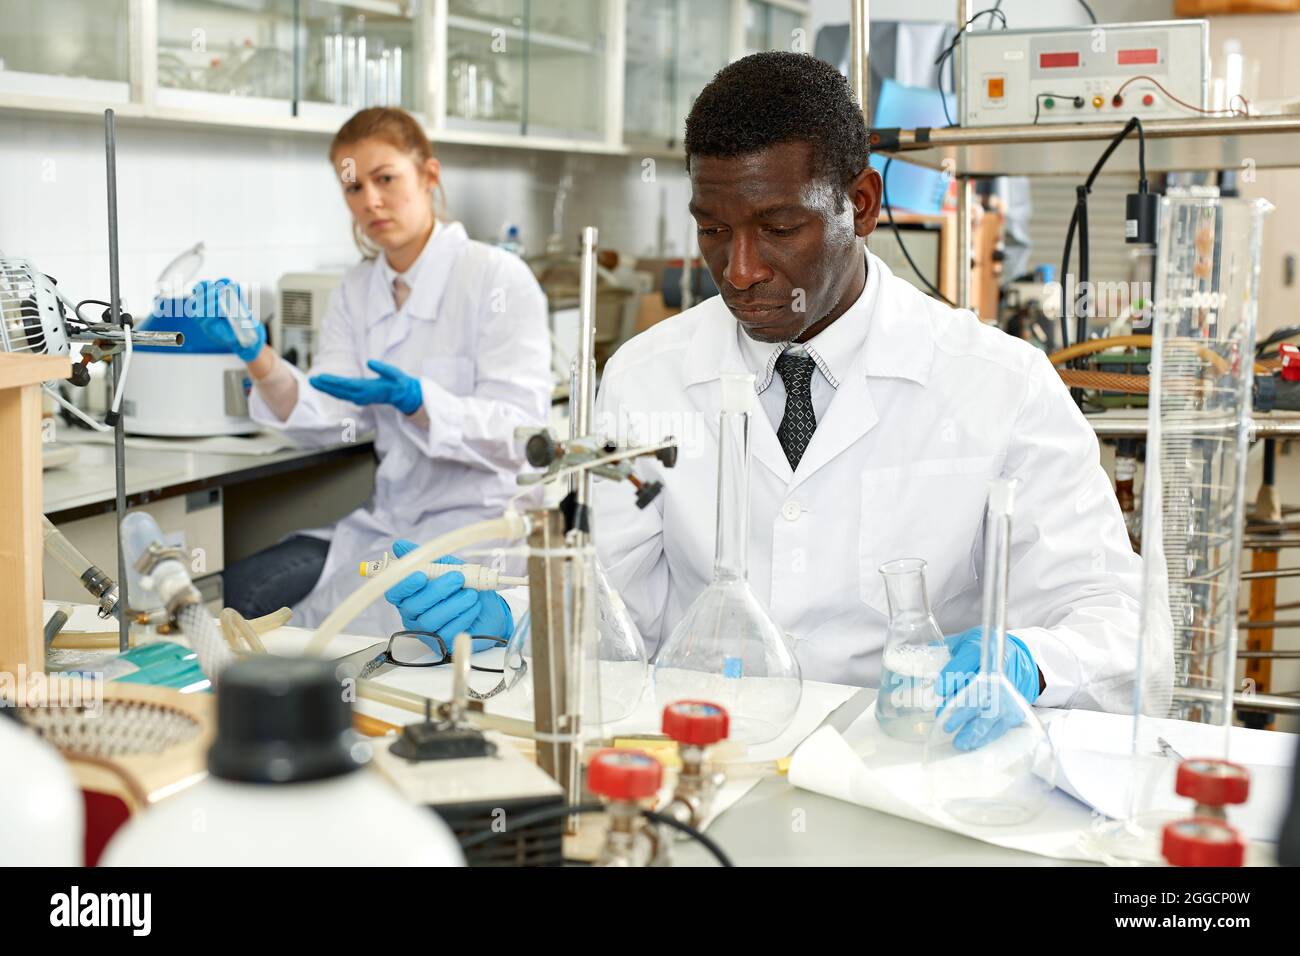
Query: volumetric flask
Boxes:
[
  {"xmin": 653, "ymin": 373, "xmax": 802, "ymax": 745},
  {"xmin": 923, "ymin": 479, "xmax": 1057, "ymax": 825}
]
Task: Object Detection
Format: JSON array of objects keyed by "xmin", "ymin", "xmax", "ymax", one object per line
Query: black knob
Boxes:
[
  {"xmin": 207, "ymin": 657, "xmax": 363, "ymax": 785},
  {"xmin": 525, "ymin": 433, "xmax": 557, "ymax": 467},
  {"xmin": 67, "ymin": 364, "xmax": 91, "ymax": 387},
  {"xmin": 656, "ymin": 444, "xmax": 678, "ymax": 468},
  {"xmin": 635, "ymin": 481, "xmax": 663, "ymax": 509}
]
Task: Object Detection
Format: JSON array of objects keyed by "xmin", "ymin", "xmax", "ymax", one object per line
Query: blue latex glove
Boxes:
[
  {"xmin": 382, "ymin": 539, "xmax": 514, "ymax": 653},
  {"xmin": 189, "ymin": 278, "xmax": 265, "ymax": 362},
  {"xmin": 935, "ymin": 627, "xmax": 1041, "ymax": 752},
  {"xmin": 310, "ymin": 360, "xmax": 423, "ymax": 415}
]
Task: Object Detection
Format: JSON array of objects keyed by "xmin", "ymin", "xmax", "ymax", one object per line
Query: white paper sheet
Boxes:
[
  {"xmin": 788, "ymin": 701, "xmax": 1298, "ymax": 862},
  {"xmin": 1049, "ymin": 709, "xmax": 1296, "ymax": 843},
  {"xmin": 788, "ymin": 702, "xmax": 1098, "ymax": 861}
]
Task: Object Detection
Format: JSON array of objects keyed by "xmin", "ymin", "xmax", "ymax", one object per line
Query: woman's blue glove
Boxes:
[
  {"xmin": 311, "ymin": 360, "xmax": 423, "ymax": 414},
  {"xmin": 189, "ymin": 278, "xmax": 265, "ymax": 362},
  {"xmin": 935, "ymin": 627, "xmax": 1041, "ymax": 752},
  {"xmin": 382, "ymin": 539, "xmax": 514, "ymax": 653}
]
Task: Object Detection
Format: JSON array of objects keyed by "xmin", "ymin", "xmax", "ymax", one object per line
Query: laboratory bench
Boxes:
[{"xmin": 42, "ymin": 432, "xmax": 377, "ymax": 608}]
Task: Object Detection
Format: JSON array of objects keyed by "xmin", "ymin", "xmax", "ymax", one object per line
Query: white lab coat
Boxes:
[
  {"xmin": 592, "ymin": 252, "xmax": 1143, "ymax": 713},
  {"xmin": 249, "ymin": 221, "xmax": 551, "ymax": 636}
]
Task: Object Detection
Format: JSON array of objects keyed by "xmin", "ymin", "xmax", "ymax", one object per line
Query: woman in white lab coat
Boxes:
[{"xmin": 206, "ymin": 107, "xmax": 551, "ymax": 636}]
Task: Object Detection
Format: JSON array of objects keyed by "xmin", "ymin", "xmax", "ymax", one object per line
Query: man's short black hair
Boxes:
[{"xmin": 684, "ymin": 51, "xmax": 869, "ymax": 210}]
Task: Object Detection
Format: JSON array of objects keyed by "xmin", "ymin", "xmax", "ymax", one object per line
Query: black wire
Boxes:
[
  {"xmin": 881, "ymin": 158, "xmax": 957, "ymax": 307},
  {"xmin": 74, "ymin": 298, "xmax": 112, "ymax": 324},
  {"xmin": 1032, "ymin": 92, "xmax": 1085, "ymax": 125},
  {"xmin": 1058, "ymin": 115, "xmax": 1146, "ymax": 399},
  {"xmin": 642, "ymin": 809, "xmax": 735, "ymax": 867},
  {"xmin": 934, "ymin": 8, "xmax": 1008, "ymax": 127},
  {"xmin": 455, "ymin": 800, "xmax": 735, "ymax": 867}
]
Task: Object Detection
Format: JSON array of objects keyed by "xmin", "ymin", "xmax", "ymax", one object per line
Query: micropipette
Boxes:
[{"xmin": 358, "ymin": 552, "xmax": 528, "ymax": 591}]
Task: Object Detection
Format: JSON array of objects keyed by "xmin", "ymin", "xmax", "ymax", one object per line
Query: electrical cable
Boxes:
[
  {"xmin": 1115, "ymin": 74, "xmax": 1250, "ymax": 117},
  {"xmin": 74, "ymin": 298, "xmax": 113, "ymax": 324},
  {"xmin": 881, "ymin": 157, "xmax": 956, "ymax": 307},
  {"xmin": 642, "ymin": 808, "xmax": 735, "ymax": 867},
  {"xmin": 456, "ymin": 799, "xmax": 735, "ymax": 866},
  {"xmin": 1058, "ymin": 116, "xmax": 1146, "ymax": 352},
  {"xmin": 934, "ymin": 8, "xmax": 1008, "ymax": 127},
  {"xmin": 1033, "ymin": 92, "xmax": 1086, "ymax": 125}
]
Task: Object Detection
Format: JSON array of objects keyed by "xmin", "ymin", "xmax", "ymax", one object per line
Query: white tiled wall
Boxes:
[{"xmin": 0, "ymin": 112, "xmax": 693, "ymax": 324}]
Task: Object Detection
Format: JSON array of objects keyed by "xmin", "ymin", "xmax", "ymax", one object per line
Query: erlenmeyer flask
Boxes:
[
  {"xmin": 652, "ymin": 373, "xmax": 802, "ymax": 746},
  {"xmin": 502, "ymin": 553, "xmax": 648, "ymax": 724},
  {"xmin": 874, "ymin": 558, "xmax": 949, "ymax": 742},
  {"xmin": 922, "ymin": 478, "xmax": 1057, "ymax": 825}
]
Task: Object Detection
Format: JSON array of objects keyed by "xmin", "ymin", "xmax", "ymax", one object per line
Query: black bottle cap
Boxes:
[{"xmin": 207, "ymin": 657, "xmax": 365, "ymax": 784}]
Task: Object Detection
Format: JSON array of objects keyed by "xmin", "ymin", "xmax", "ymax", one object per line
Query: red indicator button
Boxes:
[{"xmin": 1142, "ymin": 94, "xmax": 1155, "ymax": 107}]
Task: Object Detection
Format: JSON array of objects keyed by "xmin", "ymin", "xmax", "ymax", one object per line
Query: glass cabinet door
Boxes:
[
  {"xmin": 445, "ymin": 0, "xmax": 609, "ymax": 141},
  {"xmin": 0, "ymin": 0, "xmax": 131, "ymax": 102},
  {"xmin": 624, "ymin": 0, "xmax": 729, "ymax": 150},
  {"xmin": 156, "ymin": 0, "xmax": 297, "ymax": 115},
  {"xmin": 445, "ymin": 0, "xmax": 527, "ymax": 133},
  {"xmin": 522, "ymin": 0, "xmax": 608, "ymax": 141},
  {"xmin": 746, "ymin": 0, "xmax": 807, "ymax": 55},
  {"xmin": 298, "ymin": 0, "xmax": 423, "ymax": 122}
]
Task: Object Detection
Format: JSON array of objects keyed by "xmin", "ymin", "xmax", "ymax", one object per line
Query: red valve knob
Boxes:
[
  {"xmin": 1162, "ymin": 818, "xmax": 1246, "ymax": 867},
  {"xmin": 1281, "ymin": 343, "xmax": 1300, "ymax": 382},
  {"xmin": 662, "ymin": 700, "xmax": 730, "ymax": 746},
  {"xmin": 1175, "ymin": 758, "xmax": 1250, "ymax": 806},
  {"xmin": 588, "ymin": 749, "xmax": 663, "ymax": 802}
]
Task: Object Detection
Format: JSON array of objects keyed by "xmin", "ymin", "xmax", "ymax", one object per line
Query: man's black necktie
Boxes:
[{"xmin": 775, "ymin": 351, "xmax": 818, "ymax": 470}]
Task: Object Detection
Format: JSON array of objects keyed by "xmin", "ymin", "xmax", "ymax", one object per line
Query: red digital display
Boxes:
[
  {"xmin": 1118, "ymin": 48, "xmax": 1159, "ymax": 65},
  {"xmin": 1039, "ymin": 51, "xmax": 1081, "ymax": 69}
]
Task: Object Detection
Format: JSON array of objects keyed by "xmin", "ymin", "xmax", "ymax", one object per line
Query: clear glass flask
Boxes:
[
  {"xmin": 502, "ymin": 555, "xmax": 649, "ymax": 724},
  {"xmin": 1085, "ymin": 189, "xmax": 1272, "ymax": 863},
  {"xmin": 874, "ymin": 558, "xmax": 949, "ymax": 741},
  {"xmin": 922, "ymin": 478, "xmax": 1057, "ymax": 825},
  {"xmin": 652, "ymin": 373, "xmax": 802, "ymax": 745}
]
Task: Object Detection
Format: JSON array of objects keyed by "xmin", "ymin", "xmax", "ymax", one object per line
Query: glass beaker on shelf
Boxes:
[
  {"xmin": 874, "ymin": 558, "xmax": 949, "ymax": 742},
  {"xmin": 652, "ymin": 373, "xmax": 802, "ymax": 745},
  {"xmin": 922, "ymin": 478, "xmax": 1057, "ymax": 826}
]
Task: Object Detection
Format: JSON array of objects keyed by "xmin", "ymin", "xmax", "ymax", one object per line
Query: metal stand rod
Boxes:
[
  {"xmin": 849, "ymin": 0, "xmax": 870, "ymax": 124},
  {"xmin": 104, "ymin": 109, "xmax": 130, "ymax": 654}
]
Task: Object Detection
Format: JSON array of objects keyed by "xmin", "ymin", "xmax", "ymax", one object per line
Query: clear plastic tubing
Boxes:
[{"xmin": 42, "ymin": 516, "xmax": 94, "ymax": 581}]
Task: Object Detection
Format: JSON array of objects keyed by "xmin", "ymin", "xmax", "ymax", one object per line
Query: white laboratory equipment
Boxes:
[
  {"xmin": 0, "ymin": 712, "xmax": 83, "ymax": 866},
  {"xmin": 652, "ymin": 372, "xmax": 802, "ymax": 746},
  {"xmin": 874, "ymin": 558, "xmax": 950, "ymax": 742},
  {"xmin": 274, "ymin": 270, "xmax": 345, "ymax": 370},
  {"xmin": 923, "ymin": 478, "xmax": 1057, "ymax": 826},
  {"xmin": 103, "ymin": 656, "xmax": 464, "ymax": 867}
]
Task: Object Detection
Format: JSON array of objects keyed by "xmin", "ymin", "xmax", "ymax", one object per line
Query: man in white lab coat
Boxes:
[
  {"xmin": 593, "ymin": 52, "xmax": 1143, "ymax": 727},
  {"xmin": 386, "ymin": 53, "xmax": 1143, "ymax": 746}
]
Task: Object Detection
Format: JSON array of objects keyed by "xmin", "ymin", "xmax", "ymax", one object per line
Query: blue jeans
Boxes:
[{"xmin": 221, "ymin": 534, "xmax": 330, "ymax": 619}]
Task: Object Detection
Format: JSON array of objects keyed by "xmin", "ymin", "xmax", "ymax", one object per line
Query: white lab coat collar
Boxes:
[
  {"xmin": 683, "ymin": 250, "xmax": 934, "ymax": 390},
  {"xmin": 366, "ymin": 219, "xmax": 468, "ymax": 326},
  {"xmin": 681, "ymin": 250, "xmax": 937, "ymax": 487},
  {"xmin": 734, "ymin": 251, "xmax": 878, "ymax": 393}
]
